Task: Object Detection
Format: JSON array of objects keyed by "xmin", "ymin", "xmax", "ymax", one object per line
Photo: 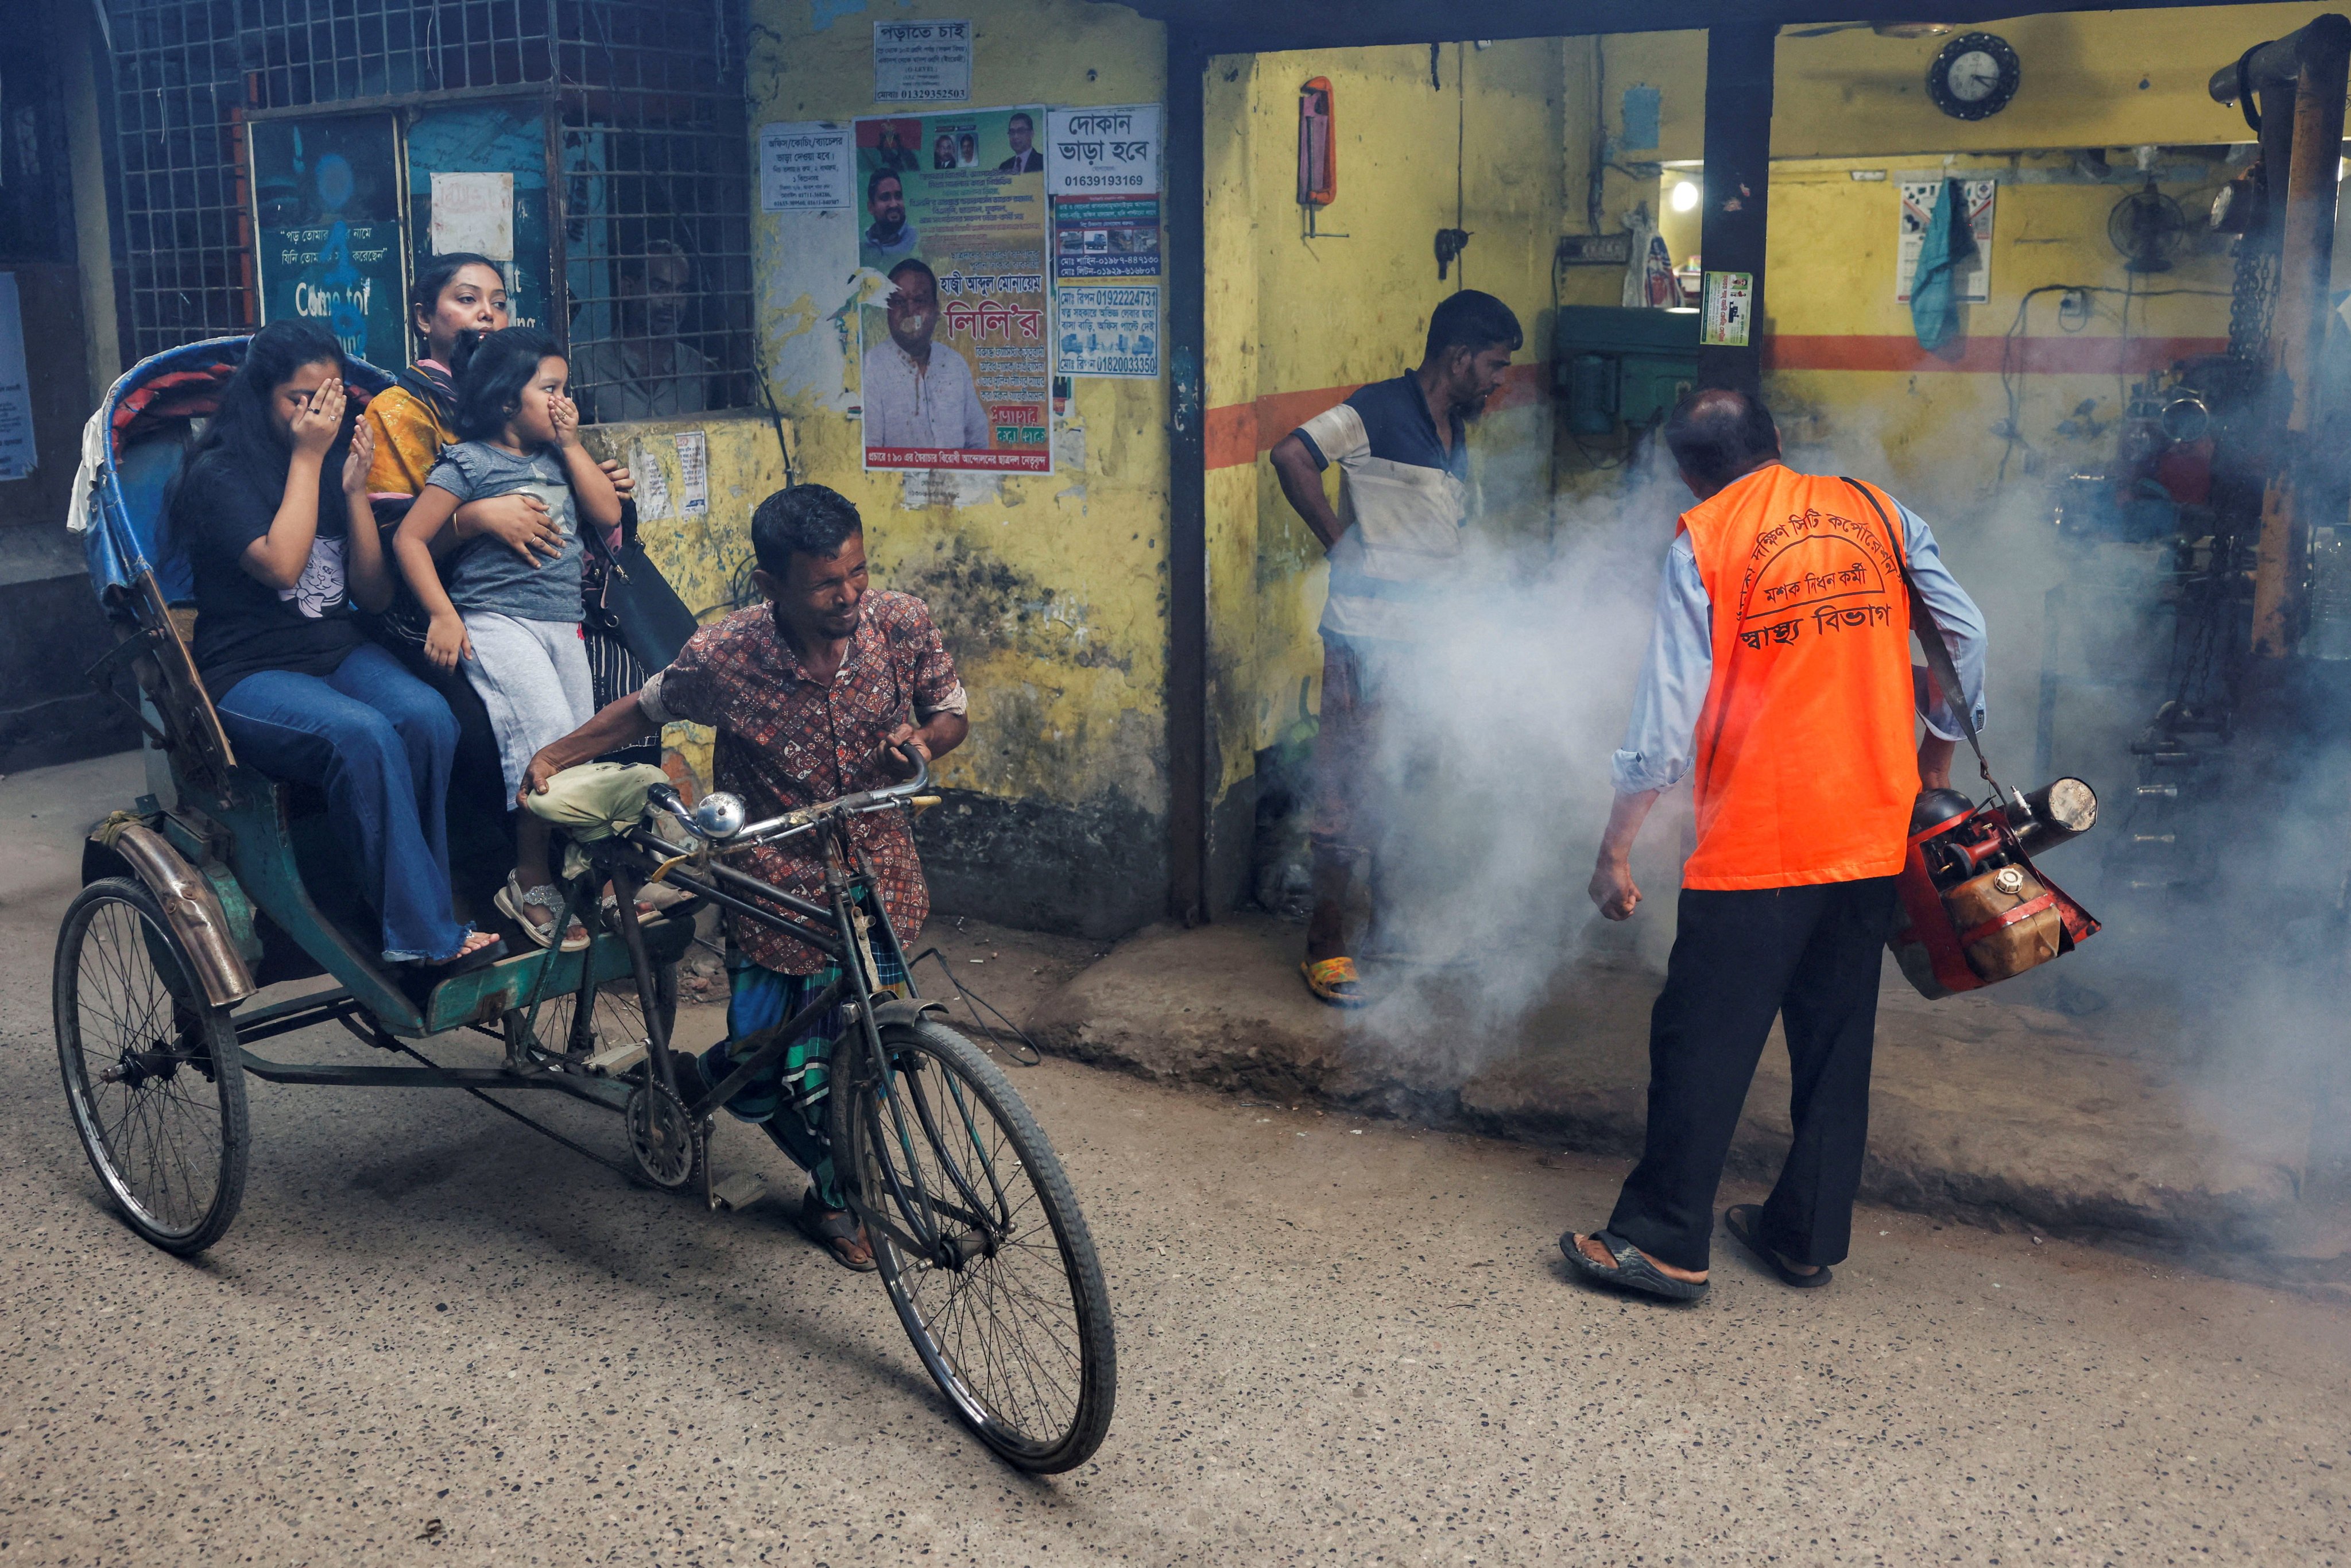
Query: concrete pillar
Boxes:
[
  {"xmin": 63, "ymin": 0, "xmax": 121, "ymax": 405},
  {"xmin": 1695, "ymin": 22, "xmax": 1775, "ymax": 396}
]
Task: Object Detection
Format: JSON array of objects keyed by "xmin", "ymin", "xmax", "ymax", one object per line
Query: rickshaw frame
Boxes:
[{"xmin": 60, "ymin": 335, "xmax": 1116, "ymax": 1470}]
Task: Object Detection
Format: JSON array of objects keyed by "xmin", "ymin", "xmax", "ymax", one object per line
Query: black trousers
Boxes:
[{"xmin": 1606, "ymin": 876, "xmax": 1897, "ymax": 1273}]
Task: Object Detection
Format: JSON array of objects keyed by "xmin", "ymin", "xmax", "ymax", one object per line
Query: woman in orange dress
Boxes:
[{"xmin": 361, "ymin": 254, "xmax": 633, "ymax": 889}]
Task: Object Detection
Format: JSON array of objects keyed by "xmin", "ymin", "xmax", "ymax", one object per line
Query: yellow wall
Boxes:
[
  {"xmin": 1597, "ymin": 6, "xmax": 2315, "ymax": 164},
  {"xmin": 1575, "ymin": 10, "xmax": 2269, "ymax": 500},
  {"xmin": 1204, "ymin": 41, "xmax": 1569, "ymax": 804},
  {"xmin": 1763, "ymin": 150, "xmax": 2237, "ymax": 494},
  {"xmin": 720, "ymin": 1, "xmax": 2299, "ymax": 928},
  {"xmin": 745, "ymin": 0, "xmax": 1173, "ymax": 934}
]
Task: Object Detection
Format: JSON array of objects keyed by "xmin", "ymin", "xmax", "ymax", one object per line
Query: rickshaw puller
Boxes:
[{"xmin": 522, "ymin": 485, "xmax": 967, "ymax": 1271}]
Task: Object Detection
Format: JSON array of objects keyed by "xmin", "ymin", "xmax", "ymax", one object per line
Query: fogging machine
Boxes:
[{"xmin": 1846, "ymin": 482, "xmax": 2104, "ymax": 999}]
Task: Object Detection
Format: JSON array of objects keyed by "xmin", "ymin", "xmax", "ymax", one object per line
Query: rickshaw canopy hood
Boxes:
[{"xmin": 67, "ymin": 335, "xmax": 394, "ymax": 614}]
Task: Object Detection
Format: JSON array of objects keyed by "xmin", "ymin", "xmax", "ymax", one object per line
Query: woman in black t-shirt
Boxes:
[{"xmin": 173, "ymin": 322, "xmax": 501, "ymax": 971}]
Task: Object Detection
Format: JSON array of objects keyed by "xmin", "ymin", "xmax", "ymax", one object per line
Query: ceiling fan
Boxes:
[{"xmin": 1786, "ymin": 21, "xmax": 1955, "ymax": 38}]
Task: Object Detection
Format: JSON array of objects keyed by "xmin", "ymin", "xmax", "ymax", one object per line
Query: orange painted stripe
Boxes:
[
  {"xmin": 1764, "ymin": 334, "xmax": 2229, "ymax": 375},
  {"xmin": 1202, "ymin": 336, "xmax": 2224, "ymax": 471},
  {"xmin": 1204, "ymin": 362, "xmax": 1549, "ymax": 471}
]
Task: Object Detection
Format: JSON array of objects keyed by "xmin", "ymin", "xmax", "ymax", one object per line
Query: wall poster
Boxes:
[
  {"xmin": 0, "ymin": 272, "xmax": 32, "ymax": 479},
  {"xmin": 1047, "ymin": 104, "xmax": 1163, "ymax": 380},
  {"xmin": 873, "ymin": 20, "xmax": 972, "ymax": 105},
  {"xmin": 854, "ymin": 107, "xmax": 1051, "ymax": 473},
  {"xmin": 250, "ymin": 114, "xmax": 408, "ymax": 363},
  {"xmin": 1896, "ymin": 177, "xmax": 1995, "ymax": 304},
  {"xmin": 408, "ymin": 103, "xmax": 553, "ymax": 335},
  {"xmin": 759, "ymin": 121, "xmax": 854, "ymax": 212},
  {"xmin": 1700, "ymin": 270, "xmax": 1753, "ymax": 348}
]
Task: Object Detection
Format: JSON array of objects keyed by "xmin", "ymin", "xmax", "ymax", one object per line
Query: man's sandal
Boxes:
[
  {"xmin": 1722, "ymin": 1203, "xmax": 1832, "ymax": 1288},
  {"xmin": 1559, "ymin": 1229, "xmax": 1709, "ymax": 1302},
  {"xmin": 1301, "ymin": 956, "xmax": 1371, "ymax": 1008},
  {"xmin": 795, "ymin": 1190, "xmax": 878, "ymax": 1272},
  {"xmin": 496, "ymin": 873, "xmax": 588, "ymax": 953}
]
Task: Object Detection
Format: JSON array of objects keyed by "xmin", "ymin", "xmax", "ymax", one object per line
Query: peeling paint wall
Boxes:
[
  {"xmin": 746, "ymin": 0, "xmax": 1171, "ymax": 938},
  {"xmin": 576, "ymin": 416, "xmax": 792, "ymax": 801}
]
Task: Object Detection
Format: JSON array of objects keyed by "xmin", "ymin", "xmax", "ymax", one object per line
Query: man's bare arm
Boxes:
[
  {"xmin": 1587, "ymin": 787, "xmax": 1664, "ymax": 922},
  {"xmin": 1269, "ymin": 432, "xmax": 1344, "ymax": 551},
  {"xmin": 520, "ymin": 694, "xmax": 660, "ymax": 802}
]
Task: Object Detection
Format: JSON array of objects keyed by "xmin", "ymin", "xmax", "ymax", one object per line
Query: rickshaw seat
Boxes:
[{"xmin": 113, "ymin": 433, "xmax": 196, "ymax": 605}]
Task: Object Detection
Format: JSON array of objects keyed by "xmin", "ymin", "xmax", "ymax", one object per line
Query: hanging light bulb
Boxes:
[{"xmin": 1671, "ymin": 179, "xmax": 1700, "ymax": 213}]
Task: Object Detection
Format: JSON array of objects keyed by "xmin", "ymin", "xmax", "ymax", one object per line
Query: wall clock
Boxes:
[{"xmin": 1927, "ymin": 32, "xmax": 2021, "ymax": 121}]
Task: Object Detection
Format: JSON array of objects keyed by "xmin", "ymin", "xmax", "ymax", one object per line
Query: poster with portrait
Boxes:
[{"xmin": 854, "ymin": 107, "xmax": 1051, "ymax": 473}]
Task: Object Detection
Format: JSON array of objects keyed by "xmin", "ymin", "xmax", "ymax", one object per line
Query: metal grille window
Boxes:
[{"xmin": 104, "ymin": 0, "xmax": 752, "ymax": 420}]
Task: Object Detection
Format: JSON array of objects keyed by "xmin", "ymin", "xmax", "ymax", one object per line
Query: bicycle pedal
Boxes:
[
  {"xmin": 709, "ymin": 1171, "xmax": 769, "ymax": 1211},
  {"xmin": 584, "ymin": 1039, "xmax": 649, "ymax": 1077}
]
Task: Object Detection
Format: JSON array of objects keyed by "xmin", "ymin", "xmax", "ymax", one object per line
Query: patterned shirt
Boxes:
[{"xmin": 638, "ymin": 591, "xmax": 967, "ymax": 975}]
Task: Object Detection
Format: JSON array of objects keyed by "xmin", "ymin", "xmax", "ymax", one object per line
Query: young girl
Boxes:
[{"xmin": 392, "ymin": 327, "xmax": 622, "ymax": 950}]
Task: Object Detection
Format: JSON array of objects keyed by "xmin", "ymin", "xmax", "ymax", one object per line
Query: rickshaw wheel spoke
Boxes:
[
  {"xmin": 53, "ymin": 878, "xmax": 248, "ymax": 1256},
  {"xmin": 836, "ymin": 1019, "xmax": 1115, "ymax": 1474},
  {"xmin": 515, "ymin": 961, "xmax": 677, "ymax": 1068}
]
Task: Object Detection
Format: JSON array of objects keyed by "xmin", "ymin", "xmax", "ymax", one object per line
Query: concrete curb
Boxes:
[{"xmin": 1028, "ymin": 914, "xmax": 2312, "ymax": 1254}]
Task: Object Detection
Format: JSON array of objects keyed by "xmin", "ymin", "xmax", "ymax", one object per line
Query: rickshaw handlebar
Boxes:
[{"xmin": 642, "ymin": 745, "xmax": 931, "ymax": 850}]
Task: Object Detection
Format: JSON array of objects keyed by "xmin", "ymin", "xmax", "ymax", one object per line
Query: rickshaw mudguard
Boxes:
[
  {"xmin": 87, "ymin": 816, "xmax": 257, "ymax": 1008},
  {"xmin": 869, "ymin": 997, "xmax": 951, "ymax": 1031}
]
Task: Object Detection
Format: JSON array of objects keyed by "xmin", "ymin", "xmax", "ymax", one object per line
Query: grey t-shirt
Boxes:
[{"xmin": 423, "ymin": 440, "xmax": 585, "ymax": 624}]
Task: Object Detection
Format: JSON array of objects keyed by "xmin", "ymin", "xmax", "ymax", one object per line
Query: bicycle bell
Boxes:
[{"xmin": 692, "ymin": 791, "xmax": 747, "ymax": 839}]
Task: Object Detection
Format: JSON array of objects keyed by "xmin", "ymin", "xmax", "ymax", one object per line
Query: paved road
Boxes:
[{"xmin": 3, "ymin": 756, "xmax": 2348, "ymax": 1565}]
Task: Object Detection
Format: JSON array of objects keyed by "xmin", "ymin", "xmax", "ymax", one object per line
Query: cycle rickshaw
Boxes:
[{"xmin": 55, "ymin": 336, "xmax": 1115, "ymax": 1472}]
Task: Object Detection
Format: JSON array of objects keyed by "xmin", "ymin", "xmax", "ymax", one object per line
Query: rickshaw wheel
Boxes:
[
  {"xmin": 510, "ymin": 959, "xmax": 677, "ymax": 1064},
  {"xmin": 623, "ymin": 1077, "xmax": 704, "ymax": 1190},
  {"xmin": 834, "ymin": 1020, "xmax": 1117, "ymax": 1473},
  {"xmin": 53, "ymin": 877, "xmax": 250, "ymax": 1256}
]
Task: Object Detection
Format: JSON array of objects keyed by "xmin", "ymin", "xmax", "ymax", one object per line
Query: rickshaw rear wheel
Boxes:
[
  {"xmin": 510, "ymin": 959, "xmax": 677, "ymax": 1065},
  {"xmin": 53, "ymin": 877, "xmax": 250, "ymax": 1256}
]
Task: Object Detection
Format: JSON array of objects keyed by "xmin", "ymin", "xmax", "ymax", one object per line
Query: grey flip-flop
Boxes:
[
  {"xmin": 1559, "ymin": 1229, "xmax": 1709, "ymax": 1302},
  {"xmin": 795, "ymin": 1189, "xmax": 879, "ymax": 1273},
  {"xmin": 1723, "ymin": 1203, "xmax": 1833, "ymax": 1288}
]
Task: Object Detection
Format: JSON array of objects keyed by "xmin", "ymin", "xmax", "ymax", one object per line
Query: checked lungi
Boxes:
[{"xmin": 698, "ymin": 945, "xmax": 909, "ymax": 1210}]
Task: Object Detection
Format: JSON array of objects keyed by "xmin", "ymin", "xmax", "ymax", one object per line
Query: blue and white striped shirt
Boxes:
[{"xmin": 1293, "ymin": 374, "xmax": 1471, "ymax": 643}]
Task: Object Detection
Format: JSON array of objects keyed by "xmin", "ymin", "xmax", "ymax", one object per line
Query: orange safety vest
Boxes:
[{"xmin": 1679, "ymin": 465, "xmax": 1921, "ymax": 891}]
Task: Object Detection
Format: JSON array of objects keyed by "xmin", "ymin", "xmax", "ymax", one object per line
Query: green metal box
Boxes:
[{"xmin": 1554, "ymin": 304, "xmax": 1701, "ymax": 433}]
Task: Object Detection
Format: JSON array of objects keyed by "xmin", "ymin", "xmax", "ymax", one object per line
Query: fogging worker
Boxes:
[
  {"xmin": 1564, "ymin": 388, "xmax": 1986, "ymax": 1301},
  {"xmin": 1268, "ymin": 289, "xmax": 1522, "ymax": 1006}
]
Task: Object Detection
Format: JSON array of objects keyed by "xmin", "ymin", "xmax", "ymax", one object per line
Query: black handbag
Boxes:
[{"xmin": 580, "ymin": 500, "xmax": 702, "ymax": 673}]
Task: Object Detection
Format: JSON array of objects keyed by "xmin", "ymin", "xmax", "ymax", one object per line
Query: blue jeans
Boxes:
[{"xmin": 215, "ymin": 642, "xmax": 470, "ymax": 964}]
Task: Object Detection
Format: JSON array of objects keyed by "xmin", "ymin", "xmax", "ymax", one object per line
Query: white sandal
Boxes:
[{"xmin": 495, "ymin": 873, "xmax": 588, "ymax": 953}]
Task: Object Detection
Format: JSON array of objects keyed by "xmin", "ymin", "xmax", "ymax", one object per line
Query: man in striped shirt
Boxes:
[{"xmin": 1268, "ymin": 291, "xmax": 1522, "ymax": 1005}]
